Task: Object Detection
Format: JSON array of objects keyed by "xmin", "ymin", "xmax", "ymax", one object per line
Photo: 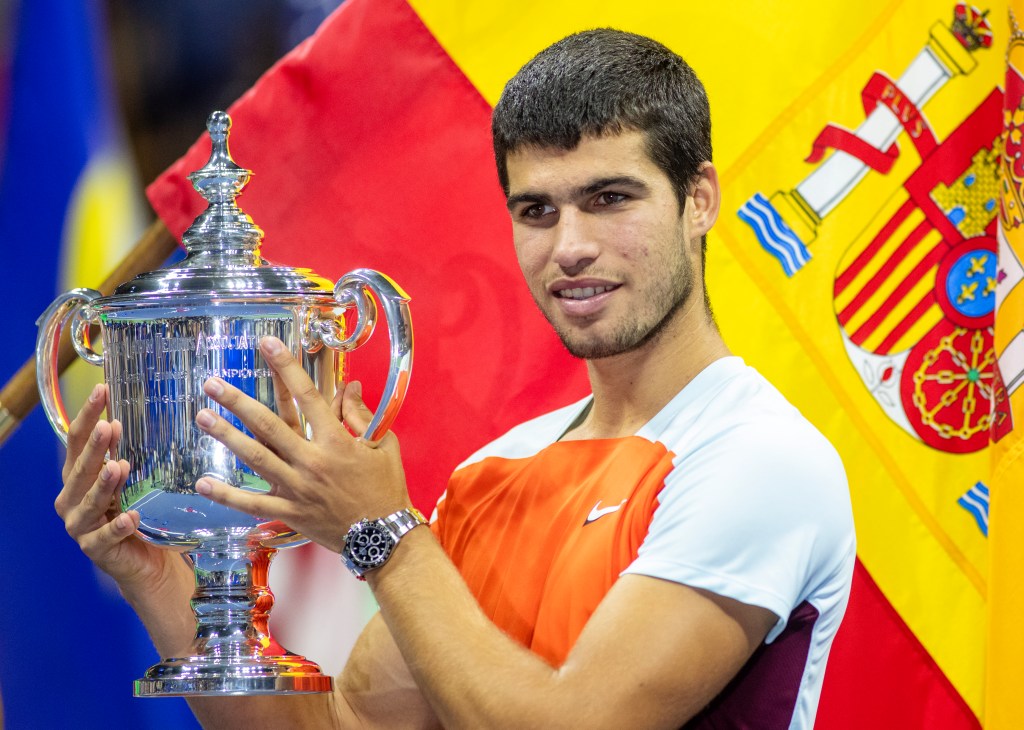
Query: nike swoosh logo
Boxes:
[{"xmin": 584, "ymin": 499, "xmax": 627, "ymax": 526}]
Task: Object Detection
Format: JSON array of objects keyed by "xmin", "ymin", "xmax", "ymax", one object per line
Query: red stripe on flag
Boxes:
[
  {"xmin": 835, "ymin": 197, "xmax": 917, "ymax": 296},
  {"xmin": 839, "ymin": 216, "xmax": 934, "ymax": 332},
  {"xmin": 816, "ymin": 560, "xmax": 980, "ymax": 729},
  {"xmin": 874, "ymin": 288, "xmax": 937, "ymax": 355},
  {"xmin": 145, "ymin": 0, "xmax": 590, "ymax": 511},
  {"xmin": 849, "ymin": 240, "xmax": 944, "ymax": 350}
]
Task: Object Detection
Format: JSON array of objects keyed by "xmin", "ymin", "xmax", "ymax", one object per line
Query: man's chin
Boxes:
[
  {"xmin": 554, "ymin": 311, "xmax": 678, "ymax": 361},
  {"xmin": 544, "ymin": 310, "xmax": 650, "ymax": 359},
  {"xmin": 557, "ymin": 332, "xmax": 640, "ymax": 361}
]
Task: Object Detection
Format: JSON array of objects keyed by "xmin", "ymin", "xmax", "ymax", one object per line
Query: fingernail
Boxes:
[
  {"xmin": 195, "ymin": 479, "xmax": 213, "ymax": 496},
  {"xmin": 91, "ymin": 424, "xmax": 104, "ymax": 443},
  {"xmin": 261, "ymin": 336, "xmax": 283, "ymax": 355},
  {"xmin": 88, "ymin": 384, "xmax": 103, "ymax": 403},
  {"xmin": 350, "ymin": 380, "xmax": 362, "ymax": 397},
  {"xmin": 196, "ymin": 410, "xmax": 216, "ymax": 428},
  {"xmin": 100, "ymin": 464, "xmax": 111, "ymax": 481},
  {"xmin": 203, "ymin": 378, "xmax": 224, "ymax": 397},
  {"xmin": 114, "ymin": 514, "xmax": 129, "ymax": 530}
]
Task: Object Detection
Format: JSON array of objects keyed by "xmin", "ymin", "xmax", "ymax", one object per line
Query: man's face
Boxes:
[{"xmin": 505, "ymin": 130, "xmax": 706, "ymax": 360}]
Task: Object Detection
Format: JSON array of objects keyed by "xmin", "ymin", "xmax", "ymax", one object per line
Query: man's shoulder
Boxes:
[
  {"xmin": 454, "ymin": 397, "xmax": 593, "ymax": 471},
  {"xmin": 650, "ymin": 357, "xmax": 851, "ymax": 533},
  {"xmin": 647, "ymin": 357, "xmax": 840, "ymax": 466}
]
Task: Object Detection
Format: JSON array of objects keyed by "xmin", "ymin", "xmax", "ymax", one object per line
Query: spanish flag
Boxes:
[{"xmin": 145, "ymin": 0, "xmax": 1022, "ymax": 726}]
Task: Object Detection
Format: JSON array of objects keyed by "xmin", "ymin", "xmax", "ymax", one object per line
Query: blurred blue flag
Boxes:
[{"xmin": 0, "ymin": 1, "xmax": 194, "ymax": 727}]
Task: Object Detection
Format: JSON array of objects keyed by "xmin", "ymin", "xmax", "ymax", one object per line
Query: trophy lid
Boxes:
[{"xmin": 98, "ymin": 111, "xmax": 334, "ymax": 308}]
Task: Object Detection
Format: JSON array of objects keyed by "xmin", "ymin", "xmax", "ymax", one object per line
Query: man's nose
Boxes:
[{"xmin": 551, "ymin": 209, "xmax": 599, "ymax": 274}]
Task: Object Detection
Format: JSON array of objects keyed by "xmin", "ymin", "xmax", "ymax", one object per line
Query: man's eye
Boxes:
[
  {"xmin": 596, "ymin": 192, "xmax": 627, "ymax": 206},
  {"xmin": 521, "ymin": 203, "xmax": 556, "ymax": 219}
]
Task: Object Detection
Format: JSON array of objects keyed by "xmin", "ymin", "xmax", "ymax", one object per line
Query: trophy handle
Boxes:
[
  {"xmin": 35, "ymin": 288, "xmax": 104, "ymax": 445},
  {"xmin": 319, "ymin": 269, "xmax": 413, "ymax": 443}
]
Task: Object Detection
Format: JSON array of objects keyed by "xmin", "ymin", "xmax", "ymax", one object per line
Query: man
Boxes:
[{"xmin": 56, "ymin": 29, "xmax": 854, "ymax": 728}]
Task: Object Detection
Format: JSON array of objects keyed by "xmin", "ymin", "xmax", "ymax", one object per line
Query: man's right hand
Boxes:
[{"xmin": 54, "ymin": 384, "xmax": 191, "ymax": 601}]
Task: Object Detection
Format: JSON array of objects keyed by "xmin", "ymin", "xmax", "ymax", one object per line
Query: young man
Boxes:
[{"xmin": 56, "ymin": 29, "xmax": 855, "ymax": 729}]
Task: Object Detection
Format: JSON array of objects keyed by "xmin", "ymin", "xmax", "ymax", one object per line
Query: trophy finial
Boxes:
[
  {"xmin": 181, "ymin": 111, "xmax": 264, "ymax": 262},
  {"xmin": 188, "ymin": 110, "xmax": 252, "ymax": 203},
  {"xmin": 208, "ymin": 110, "xmax": 230, "ymax": 135}
]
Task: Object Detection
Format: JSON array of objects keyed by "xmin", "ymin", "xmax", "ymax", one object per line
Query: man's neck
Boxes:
[{"xmin": 562, "ymin": 299, "xmax": 731, "ymax": 441}]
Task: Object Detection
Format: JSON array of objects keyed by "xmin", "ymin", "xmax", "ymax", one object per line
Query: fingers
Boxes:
[
  {"xmin": 341, "ymin": 381, "xmax": 375, "ymax": 437},
  {"xmin": 271, "ymin": 367, "xmax": 303, "ymax": 436},
  {"xmin": 77, "ymin": 508, "xmax": 139, "ymax": 561},
  {"xmin": 195, "ymin": 475, "xmax": 290, "ymax": 522},
  {"xmin": 258, "ymin": 336, "xmax": 335, "ymax": 430},
  {"xmin": 331, "ymin": 387, "xmax": 344, "ymax": 422},
  {"xmin": 56, "ymin": 388, "xmax": 140, "ymax": 567},
  {"xmin": 57, "ymin": 419, "xmax": 116, "ymax": 518},
  {"xmin": 194, "ymin": 402, "xmax": 294, "ymax": 485},
  {"xmin": 63, "ymin": 384, "xmax": 109, "ymax": 481},
  {"xmin": 109, "ymin": 418, "xmax": 123, "ymax": 460},
  {"xmin": 202, "ymin": 374, "xmax": 305, "ymax": 449},
  {"xmin": 61, "ymin": 457, "xmax": 128, "ymax": 540}
]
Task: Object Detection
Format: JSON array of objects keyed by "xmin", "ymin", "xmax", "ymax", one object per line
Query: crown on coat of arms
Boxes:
[{"xmin": 952, "ymin": 3, "xmax": 993, "ymax": 51}]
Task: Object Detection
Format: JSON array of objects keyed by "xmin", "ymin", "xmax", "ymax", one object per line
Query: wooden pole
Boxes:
[{"xmin": 0, "ymin": 219, "xmax": 178, "ymax": 445}]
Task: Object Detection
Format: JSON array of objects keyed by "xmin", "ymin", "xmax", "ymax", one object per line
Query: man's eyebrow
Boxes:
[
  {"xmin": 506, "ymin": 191, "xmax": 550, "ymax": 210},
  {"xmin": 577, "ymin": 175, "xmax": 650, "ymax": 197}
]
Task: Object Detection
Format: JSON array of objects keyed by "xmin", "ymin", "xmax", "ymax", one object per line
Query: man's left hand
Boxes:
[{"xmin": 193, "ymin": 335, "xmax": 412, "ymax": 552}]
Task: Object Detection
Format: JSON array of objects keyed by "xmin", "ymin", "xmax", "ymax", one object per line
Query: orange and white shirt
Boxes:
[{"xmin": 432, "ymin": 357, "xmax": 855, "ymax": 729}]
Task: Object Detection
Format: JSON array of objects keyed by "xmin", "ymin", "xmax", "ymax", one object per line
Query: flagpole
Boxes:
[{"xmin": 0, "ymin": 219, "xmax": 178, "ymax": 446}]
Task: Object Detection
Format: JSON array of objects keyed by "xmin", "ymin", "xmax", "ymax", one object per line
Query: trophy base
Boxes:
[
  {"xmin": 131, "ymin": 541, "xmax": 338, "ymax": 697},
  {"xmin": 134, "ymin": 655, "xmax": 334, "ymax": 697}
]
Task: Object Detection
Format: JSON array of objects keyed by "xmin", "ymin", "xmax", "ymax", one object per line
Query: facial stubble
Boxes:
[{"xmin": 541, "ymin": 232, "xmax": 696, "ymax": 361}]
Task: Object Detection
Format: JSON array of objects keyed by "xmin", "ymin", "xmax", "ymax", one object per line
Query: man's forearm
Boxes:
[
  {"xmin": 366, "ymin": 528, "xmax": 567, "ymax": 730},
  {"xmin": 365, "ymin": 527, "xmax": 766, "ymax": 730}
]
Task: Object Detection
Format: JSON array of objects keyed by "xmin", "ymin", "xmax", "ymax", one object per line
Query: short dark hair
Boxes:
[{"xmin": 492, "ymin": 28, "xmax": 712, "ymax": 209}]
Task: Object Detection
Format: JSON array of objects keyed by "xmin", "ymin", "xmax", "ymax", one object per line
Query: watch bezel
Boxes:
[
  {"xmin": 343, "ymin": 519, "xmax": 396, "ymax": 571},
  {"xmin": 341, "ymin": 508, "xmax": 428, "ymax": 579}
]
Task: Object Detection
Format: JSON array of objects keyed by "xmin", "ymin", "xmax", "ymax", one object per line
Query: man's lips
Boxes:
[
  {"xmin": 551, "ymin": 281, "xmax": 621, "ymax": 300},
  {"xmin": 556, "ymin": 284, "xmax": 615, "ymax": 300},
  {"xmin": 549, "ymin": 281, "xmax": 620, "ymax": 316}
]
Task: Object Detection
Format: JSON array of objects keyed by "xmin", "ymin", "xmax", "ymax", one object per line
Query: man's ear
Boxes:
[{"xmin": 689, "ymin": 162, "xmax": 720, "ymax": 238}]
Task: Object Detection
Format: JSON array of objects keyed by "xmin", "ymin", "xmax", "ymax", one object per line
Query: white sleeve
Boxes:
[{"xmin": 622, "ymin": 419, "xmax": 854, "ymax": 642}]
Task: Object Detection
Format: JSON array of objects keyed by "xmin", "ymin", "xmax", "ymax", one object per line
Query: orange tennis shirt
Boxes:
[{"xmin": 435, "ymin": 434, "xmax": 673, "ymax": 665}]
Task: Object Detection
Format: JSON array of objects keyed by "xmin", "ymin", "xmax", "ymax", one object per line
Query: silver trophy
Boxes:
[{"xmin": 35, "ymin": 111, "xmax": 413, "ymax": 696}]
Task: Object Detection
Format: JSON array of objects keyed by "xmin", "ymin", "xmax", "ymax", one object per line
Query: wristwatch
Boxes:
[{"xmin": 341, "ymin": 507, "xmax": 428, "ymax": 580}]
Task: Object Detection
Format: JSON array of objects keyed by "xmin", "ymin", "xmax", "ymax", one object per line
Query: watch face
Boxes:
[{"xmin": 346, "ymin": 521, "xmax": 395, "ymax": 569}]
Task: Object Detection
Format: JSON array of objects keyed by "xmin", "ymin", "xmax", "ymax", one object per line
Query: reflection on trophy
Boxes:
[{"xmin": 35, "ymin": 111, "xmax": 413, "ymax": 696}]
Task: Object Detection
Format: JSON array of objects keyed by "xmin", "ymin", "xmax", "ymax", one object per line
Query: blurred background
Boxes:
[
  {"xmin": 108, "ymin": 0, "xmax": 344, "ymax": 186},
  {"xmin": 0, "ymin": 1, "xmax": 347, "ymax": 727}
]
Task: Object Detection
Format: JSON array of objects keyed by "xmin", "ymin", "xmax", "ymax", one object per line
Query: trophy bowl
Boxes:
[{"xmin": 35, "ymin": 111, "xmax": 413, "ymax": 696}]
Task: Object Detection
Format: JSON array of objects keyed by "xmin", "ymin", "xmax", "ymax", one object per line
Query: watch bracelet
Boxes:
[{"xmin": 381, "ymin": 506, "xmax": 428, "ymax": 537}]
